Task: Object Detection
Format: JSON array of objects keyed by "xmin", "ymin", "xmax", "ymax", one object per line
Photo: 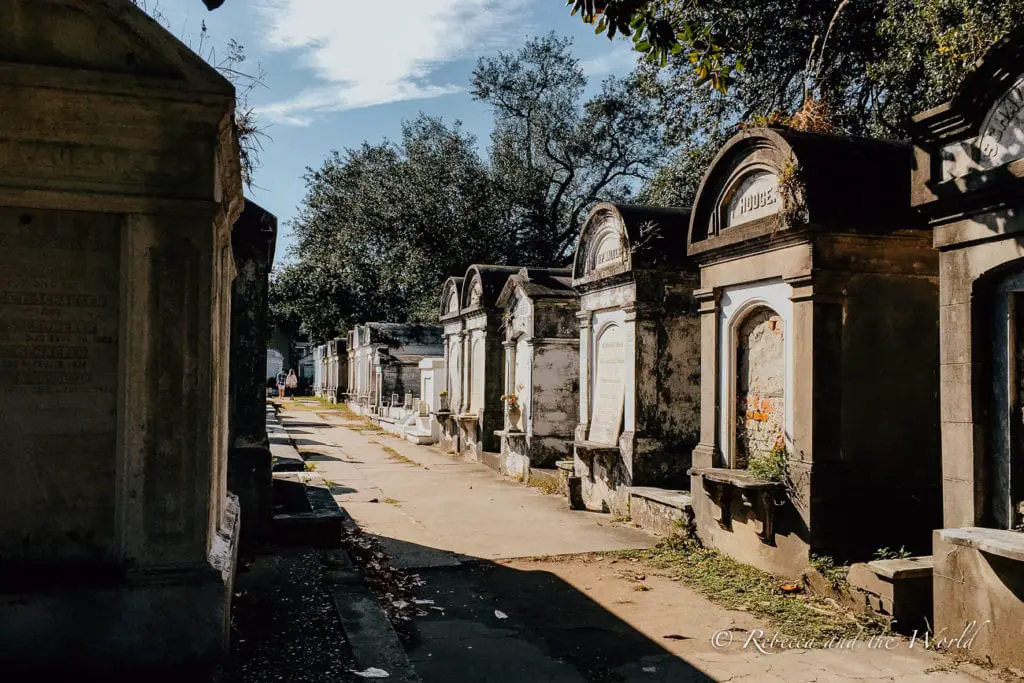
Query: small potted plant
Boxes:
[{"xmin": 501, "ymin": 392, "xmax": 522, "ymax": 431}]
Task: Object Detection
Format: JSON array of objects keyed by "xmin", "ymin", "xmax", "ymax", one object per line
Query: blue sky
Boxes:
[{"xmin": 149, "ymin": 0, "xmax": 638, "ymax": 264}]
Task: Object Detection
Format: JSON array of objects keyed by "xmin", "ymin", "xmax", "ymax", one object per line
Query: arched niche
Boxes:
[
  {"xmin": 587, "ymin": 323, "xmax": 627, "ymax": 445},
  {"xmin": 573, "ymin": 207, "xmax": 629, "ymax": 280},
  {"xmin": 732, "ymin": 305, "xmax": 785, "ymax": 468},
  {"xmin": 716, "ymin": 167, "xmax": 781, "ymax": 231}
]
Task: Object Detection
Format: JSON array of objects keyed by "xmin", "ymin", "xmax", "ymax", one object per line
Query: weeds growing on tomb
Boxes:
[{"xmin": 873, "ymin": 546, "xmax": 913, "ymax": 561}]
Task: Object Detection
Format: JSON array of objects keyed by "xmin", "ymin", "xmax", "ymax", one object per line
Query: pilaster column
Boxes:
[{"xmin": 691, "ymin": 287, "xmax": 722, "ymax": 469}]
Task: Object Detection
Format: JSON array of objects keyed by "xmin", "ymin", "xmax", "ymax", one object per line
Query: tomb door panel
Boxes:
[
  {"xmin": 733, "ymin": 306, "xmax": 785, "ymax": 469},
  {"xmin": 448, "ymin": 343, "xmax": 462, "ymax": 411},
  {"xmin": 470, "ymin": 338, "xmax": 485, "ymax": 413},
  {"xmin": 514, "ymin": 337, "xmax": 531, "ymax": 423},
  {"xmin": 588, "ymin": 324, "xmax": 626, "ymax": 445},
  {"xmin": 989, "ymin": 278, "xmax": 1024, "ymax": 529}
]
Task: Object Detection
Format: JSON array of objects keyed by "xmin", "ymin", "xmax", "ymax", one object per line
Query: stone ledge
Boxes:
[
  {"xmin": 939, "ymin": 527, "xmax": 1024, "ymax": 562},
  {"xmin": 571, "ymin": 440, "xmax": 619, "ymax": 453},
  {"xmin": 494, "ymin": 429, "xmax": 527, "ymax": 438},
  {"xmin": 690, "ymin": 467, "xmax": 786, "ymax": 491},
  {"xmin": 867, "ymin": 556, "xmax": 934, "ymax": 580},
  {"xmin": 630, "ymin": 486, "xmax": 692, "ymax": 511}
]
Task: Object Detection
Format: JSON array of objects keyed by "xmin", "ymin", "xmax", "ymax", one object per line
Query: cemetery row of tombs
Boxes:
[{"xmin": 312, "ymin": 30, "xmax": 1024, "ymax": 671}]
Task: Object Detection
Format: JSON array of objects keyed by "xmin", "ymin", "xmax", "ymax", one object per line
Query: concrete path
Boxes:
[
  {"xmin": 278, "ymin": 405, "xmax": 654, "ymax": 568},
  {"xmin": 276, "ymin": 402, "xmax": 992, "ymax": 683}
]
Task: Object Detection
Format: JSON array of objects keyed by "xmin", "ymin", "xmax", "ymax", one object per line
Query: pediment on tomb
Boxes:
[
  {"xmin": 574, "ymin": 203, "xmax": 691, "ymax": 284},
  {"xmin": 0, "ymin": 0, "xmax": 231, "ymax": 93},
  {"xmin": 573, "ymin": 204, "xmax": 630, "ymax": 282},
  {"xmin": 689, "ymin": 127, "xmax": 915, "ymax": 256},
  {"xmin": 439, "ymin": 277, "xmax": 464, "ymax": 320},
  {"xmin": 914, "ymin": 27, "xmax": 1024, "ymax": 187},
  {"xmin": 459, "ymin": 265, "xmax": 520, "ymax": 312}
]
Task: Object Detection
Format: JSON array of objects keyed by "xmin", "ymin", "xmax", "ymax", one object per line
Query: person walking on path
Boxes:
[
  {"xmin": 276, "ymin": 370, "xmax": 287, "ymax": 399},
  {"xmin": 285, "ymin": 369, "xmax": 298, "ymax": 398}
]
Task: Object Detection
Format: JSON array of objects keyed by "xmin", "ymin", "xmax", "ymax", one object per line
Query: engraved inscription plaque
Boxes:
[
  {"xmin": 588, "ymin": 325, "xmax": 626, "ymax": 445},
  {"xmin": 0, "ymin": 208, "xmax": 120, "ymax": 562},
  {"xmin": 724, "ymin": 171, "xmax": 780, "ymax": 228},
  {"xmin": 470, "ymin": 338, "xmax": 485, "ymax": 412},
  {"xmin": 978, "ymin": 76, "xmax": 1024, "ymax": 171}
]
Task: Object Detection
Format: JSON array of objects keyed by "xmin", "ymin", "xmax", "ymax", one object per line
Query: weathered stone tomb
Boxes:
[
  {"xmin": 912, "ymin": 27, "xmax": 1024, "ymax": 671},
  {"xmin": 346, "ymin": 322, "xmax": 442, "ymax": 415},
  {"xmin": 687, "ymin": 127, "xmax": 940, "ymax": 578},
  {"xmin": 0, "ymin": 0, "xmax": 243, "ymax": 672},
  {"xmin": 438, "ymin": 266, "xmax": 521, "ymax": 463},
  {"xmin": 494, "ymin": 268, "xmax": 580, "ymax": 481},
  {"xmin": 571, "ymin": 203, "xmax": 701, "ymax": 515},
  {"xmin": 227, "ymin": 200, "xmax": 277, "ymax": 549},
  {"xmin": 325, "ymin": 337, "xmax": 347, "ymax": 402}
]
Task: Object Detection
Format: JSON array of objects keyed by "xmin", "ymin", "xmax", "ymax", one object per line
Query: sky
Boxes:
[{"xmin": 149, "ymin": 0, "xmax": 639, "ymax": 264}]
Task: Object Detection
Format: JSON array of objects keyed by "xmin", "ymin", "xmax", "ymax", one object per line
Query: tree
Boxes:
[
  {"xmin": 272, "ymin": 115, "xmax": 511, "ymax": 342},
  {"xmin": 636, "ymin": 0, "xmax": 1024, "ymax": 208},
  {"xmin": 567, "ymin": 0, "xmax": 740, "ymax": 91},
  {"xmin": 473, "ymin": 33, "xmax": 667, "ymax": 263}
]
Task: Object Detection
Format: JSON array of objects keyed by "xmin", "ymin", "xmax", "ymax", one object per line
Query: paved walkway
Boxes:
[{"xmin": 276, "ymin": 402, "xmax": 990, "ymax": 683}]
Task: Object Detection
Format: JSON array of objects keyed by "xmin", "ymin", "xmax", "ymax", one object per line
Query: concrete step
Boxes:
[
  {"xmin": 629, "ymin": 487, "xmax": 693, "ymax": 537},
  {"xmin": 270, "ymin": 473, "xmax": 343, "ymax": 549}
]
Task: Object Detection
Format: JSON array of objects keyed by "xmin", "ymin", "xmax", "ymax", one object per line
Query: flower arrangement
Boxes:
[
  {"xmin": 439, "ymin": 391, "xmax": 448, "ymax": 397},
  {"xmin": 500, "ymin": 393, "xmax": 519, "ymax": 407}
]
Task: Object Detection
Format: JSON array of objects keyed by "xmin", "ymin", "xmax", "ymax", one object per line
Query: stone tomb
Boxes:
[
  {"xmin": 494, "ymin": 268, "xmax": 580, "ymax": 481},
  {"xmin": 227, "ymin": 200, "xmax": 278, "ymax": 549},
  {"xmin": 687, "ymin": 127, "xmax": 940, "ymax": 578},
  {"xmin": 324, "ymin": 337, "xmax": 347, "ymax": 402},
  {"xmin": 0, "ymin": 0, "xmax": 243, "ymax": 672},
  {"xmin": 571, "ymin": 203, "xmax": 701, "ymax": 515},
  {"xmin": 345, "ymin": 322, "xmax": 442, "ymax": 415},
  {"xmin": 313, "ymin": 343, "xmax": 326, "ymax": 397},
  {"xmin": 912, "ymin": 27, "xmax": 1024, "ymax": 671},
  {"xmin": 439, "ymin": 266, "xmax": 521, "ymax": 462}
]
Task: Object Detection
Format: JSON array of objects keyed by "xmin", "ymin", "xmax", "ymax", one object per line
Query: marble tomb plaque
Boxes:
[
  {"xmin": 588, "ymin": 325, "xmax": 626, "ymax": 445},
  {"xmin": 470, "ymin": 338, "xmax": 485, "ymax": 412},
  {"xmin": 0, "ymin": 208, "xmax": 120, "ymax": 562},
  {"xmin": 724, "ymin": 170, "xmax": 780, "ymax": 228}
]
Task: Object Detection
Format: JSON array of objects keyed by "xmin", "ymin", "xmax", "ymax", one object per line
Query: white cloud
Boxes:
[
  {"xmin": 580, "ymin": 38, "xmax": 637, "ymax": 79},
  {"xmin": 254, "ymin": 0, "xmax": 528, "ymax": 125}
]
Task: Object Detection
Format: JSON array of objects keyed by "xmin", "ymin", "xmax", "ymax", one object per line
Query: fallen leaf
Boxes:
[
  {"xmin": 663, "ymin": 634, "xmax": 689, "ymax": 640},
  {"xmin": 494, "ymin": 610, "xmax": 508, "ymax": 620},
  {"xmin": 350, "ymin": 667, "xmax": 390, "ymax": 678}
]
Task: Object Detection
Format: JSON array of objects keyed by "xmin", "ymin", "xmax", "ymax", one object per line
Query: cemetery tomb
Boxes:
[
  {"xmin": 0, "ymin": 0, "xmax": 244, "ymax": 672},
  {"xmin": 227, "ymin": 200, "xmax": 278, "ymax": 549},
  {"xmin": 571, "ymin": 203, "xmax": 701, "ymax": 516},
  {"xmin": 495, "ymin": 268, "xmax": 580, "ymax": 481},
  {"xmin": 687, "ymin": 126, "xmax": 940, "ymax": 578},
  {"xmin": 912, "ymin": 26, "xmax": 1024, "ymax": 671},
  {"xmin": 450, "ymin": 265, "xmax": 521, "ymax": 463},
  {"xmin": 437, "ymin": 277, "xmax": 466, "ymax": 453},
  {"xmin": 346, "ymin": 322, "xmax": 442, "ymax": 417},
  {"xmin": 406, "ymin": 357, "xmax": 446, "ymax": 445},
  {"xmin": 313, "ymin": 343, "xmax": 326, "ymax": 397}
]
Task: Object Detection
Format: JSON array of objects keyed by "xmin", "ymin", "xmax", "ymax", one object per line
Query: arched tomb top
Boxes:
[{"xmin": 688, "ymin": 127, "xmax": 915, "ymax": 256}]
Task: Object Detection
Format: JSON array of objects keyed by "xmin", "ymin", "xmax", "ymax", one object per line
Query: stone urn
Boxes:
[{"xmin": 507, "ymin": 403, "xmax": 523, "ymax": 432}]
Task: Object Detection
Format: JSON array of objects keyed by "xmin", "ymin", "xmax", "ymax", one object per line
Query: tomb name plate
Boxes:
[
  {"xmin": 725, "ymin": 171, "xmax": 780, "ymax": 228},
  {"xmin": 588, "ymin": 330, "xmax": 626, "ymax": 446},
  {"xmin": 470, "ymin": 338, "xmax": 485, "ymax": 411},
  {"xmin": 0, "ymin": 209, "xmax": 120, "ymax": 561}
]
